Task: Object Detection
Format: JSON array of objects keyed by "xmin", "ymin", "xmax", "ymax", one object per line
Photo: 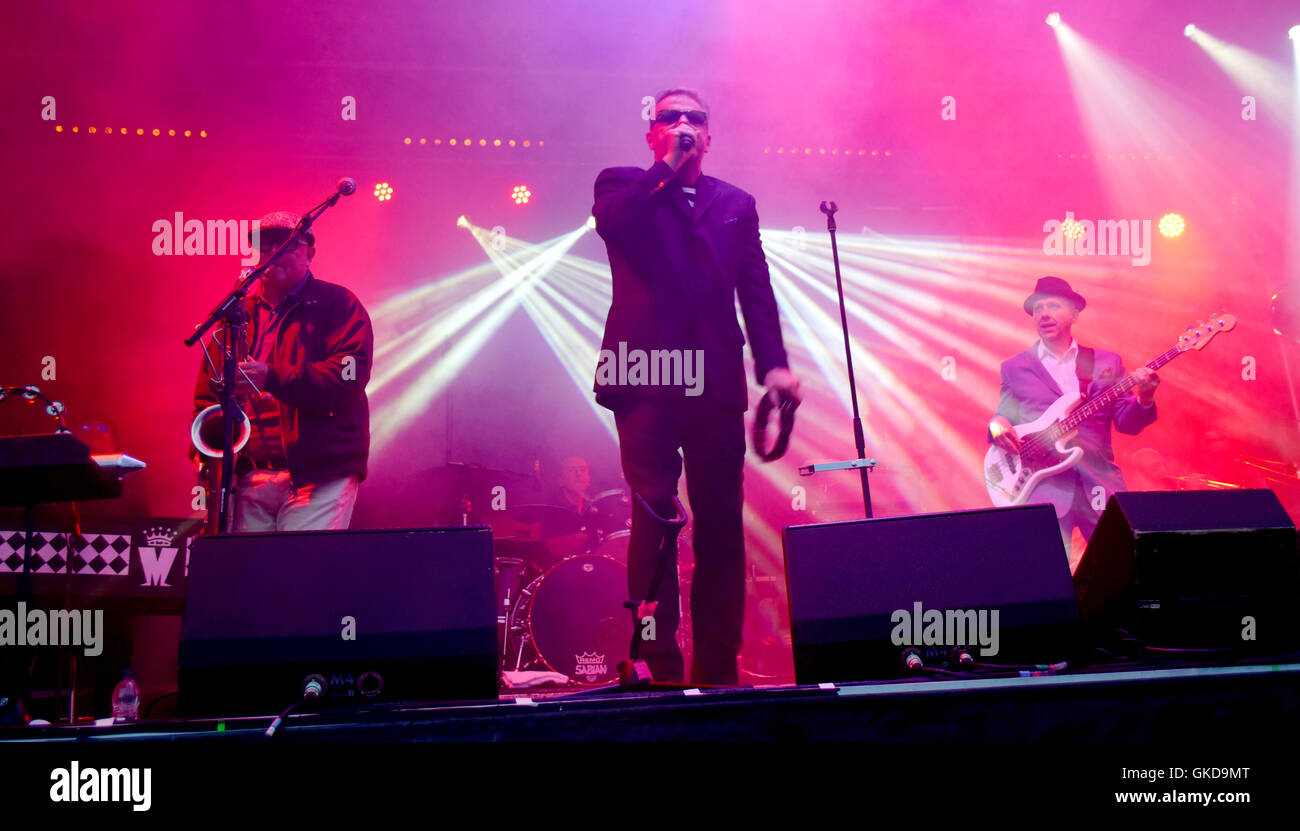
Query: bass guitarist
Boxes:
[{"xmin": 988, "ymin": 277, "xmax": 1159, "ymax": 565}]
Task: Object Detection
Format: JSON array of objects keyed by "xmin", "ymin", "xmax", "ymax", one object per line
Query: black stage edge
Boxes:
[
  {"xmin": 5, "ymin": 663, "xmax": 1294, "ymax": 817},
  {"xmin": 5, "ymin": 660, "xmax": 1297, "ymax": 743}
]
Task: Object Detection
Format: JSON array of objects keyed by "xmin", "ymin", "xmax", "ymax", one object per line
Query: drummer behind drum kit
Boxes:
[{"xmin": 490, "ymin": 489, "xmax": 692, "ymax": 688}]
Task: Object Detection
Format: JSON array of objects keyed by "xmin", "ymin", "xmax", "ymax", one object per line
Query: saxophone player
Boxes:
[{"xmin": 190, "ymin": 211, "xmax": 374, "ymax": 531}]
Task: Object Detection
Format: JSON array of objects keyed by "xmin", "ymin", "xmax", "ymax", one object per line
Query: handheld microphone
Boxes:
[
  {"xmin": 337, "ymin": 178, "xmax": 357, "ymax": 196},
  {"xmin": 679, "ymin": 134, "xmax": 695, "ymax": 151}
]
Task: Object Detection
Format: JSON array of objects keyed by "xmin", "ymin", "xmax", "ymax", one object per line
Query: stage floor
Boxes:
[{"xmin": 5, "ymin": 659, "xmax": 1298, "ymax": 742}]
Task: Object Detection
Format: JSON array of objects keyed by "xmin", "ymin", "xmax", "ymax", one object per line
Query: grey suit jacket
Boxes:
[{"xmin": 995, "ymin": 345, "xmax": 1157, "ymax": 516}]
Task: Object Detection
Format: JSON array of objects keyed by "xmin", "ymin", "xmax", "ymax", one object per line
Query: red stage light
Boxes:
[
  {"xmin": 511, "ymin": 185, "xmax": 532, "ymax": 205},
  {"xmin": 374, "ymin": 182, "xmax": 394, "ymax": 202}
]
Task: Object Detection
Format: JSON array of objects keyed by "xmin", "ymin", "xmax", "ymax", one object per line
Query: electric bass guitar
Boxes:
[{"xmin": 983, "ymin": 313, "xmax": 1235, "ymax": 507}]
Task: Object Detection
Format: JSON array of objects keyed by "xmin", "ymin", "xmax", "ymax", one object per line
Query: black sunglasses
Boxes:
[{"xmin": 653, "ymin": 109, "xmax": 708, "ymax": 126}]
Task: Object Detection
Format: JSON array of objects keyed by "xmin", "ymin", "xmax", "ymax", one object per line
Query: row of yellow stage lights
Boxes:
[
  {"xmin": 403, "ymin": 138, "xmax": 543, "ymax": 147},
  {"xmin": 1060, "ymin": 213, "xmax": 1185, "ymax": 239},
  {"xmin": 764, "ymin": 147, "xmax": 891, "ymax": 156},
  {"xmin": 53, "ymin": 125, "xmax": 207, "ymax": 137},
  {"xmin": 370, "ymin": 183, "xmax": 536, "ymax": 204}
]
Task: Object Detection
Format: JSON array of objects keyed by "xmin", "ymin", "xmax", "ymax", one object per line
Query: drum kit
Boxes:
[{"xmin": 490, "ymin": 488, "xmax": 692, "ymax": 687}]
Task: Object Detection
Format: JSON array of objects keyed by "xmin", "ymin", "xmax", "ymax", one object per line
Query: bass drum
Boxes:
[{"xmin": 523, "ymin": 555, "xmax": 631, "ymax": 685}]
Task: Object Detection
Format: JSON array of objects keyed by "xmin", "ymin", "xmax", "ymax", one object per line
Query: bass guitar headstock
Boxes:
[{"xmin": 1178, "ymin": 312, "xmax": 1236, "ymax": 352}]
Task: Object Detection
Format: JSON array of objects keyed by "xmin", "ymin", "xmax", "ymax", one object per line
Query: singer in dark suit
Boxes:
[{"xmin": 591, "ymin": 88, "xmax": 801, "ymax": 686}]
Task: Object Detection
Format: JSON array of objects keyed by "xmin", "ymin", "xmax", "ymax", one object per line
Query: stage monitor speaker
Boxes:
[
  {"xmin": 179, "ymin": 526, "xmax": 498, "ymax": 717},
  {"xmin": 784, "ymin": 504, "xmax": 1079, "ymax": 684},
  {"xmin": 1074, "ymin": 489, "xmax": 1299, "ymax": 649}
]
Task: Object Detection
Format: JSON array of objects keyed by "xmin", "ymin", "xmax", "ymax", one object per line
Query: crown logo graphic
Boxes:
[
  {"xmin": 144, "ymin": 526, "xmax": 176, "ymax": 547},
  {"xmin": 575, "ymin": 652, "xmax": 605, "ymax": 664}
]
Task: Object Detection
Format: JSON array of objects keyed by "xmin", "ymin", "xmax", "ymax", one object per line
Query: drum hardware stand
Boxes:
[
  {"xmin": 616, "ymin": 493, "xmax": 688, "ymax": 688},
  {"xmin": 796, "ymin": 201, "xmax": 877, "ymax": 518}
]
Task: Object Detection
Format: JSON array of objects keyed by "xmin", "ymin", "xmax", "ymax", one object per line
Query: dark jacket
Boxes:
[
  {"xmin": 591, "ymin": 160, "xmax": 788, "ymax": 411},
  {"xmin": 996, "ymin": 345, "xmax": 1157, "ymax": 516},
  {"xmin": 192, "ymin": 272, "xmax": 373, "ymax": 486}
]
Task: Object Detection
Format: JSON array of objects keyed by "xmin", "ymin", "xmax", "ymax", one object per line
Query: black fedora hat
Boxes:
[{"xmin": 1024, "ymin": 276, "xmax": 1086, "ymax": 315}]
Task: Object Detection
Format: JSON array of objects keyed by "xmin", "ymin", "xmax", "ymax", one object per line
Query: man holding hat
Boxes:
[
  {"xmin": 191, "ymin": 211, "xmax": 373, "ymax": 531},
  {"xmin": 989, "ymin": 276, "xmax": 1159, "ymax": 563}
]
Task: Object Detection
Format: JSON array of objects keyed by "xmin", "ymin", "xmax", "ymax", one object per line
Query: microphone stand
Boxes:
[
  {"xmin": 797, "ymin": 201, "xmax": 876, "ymax": 518},
  {"xmin": 183, "ymin": 186, "xmax": 349, "ymax": 532}
]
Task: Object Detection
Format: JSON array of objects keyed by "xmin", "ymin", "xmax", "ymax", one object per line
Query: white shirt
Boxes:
[
  {"xmin": 1036, "ymin": 338, "xmax": 1080, "ymax": 397},
  {"xmin": 681, "ymin": 185, "xmax": 696, "ymax": 208}
]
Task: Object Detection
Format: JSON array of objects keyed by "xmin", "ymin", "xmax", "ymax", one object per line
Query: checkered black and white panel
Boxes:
[
  {"xmin": 0, "ymin": 530, "xmax": 134, "ymax": 576},
  {"xmin": 70, "ymin": 532, "xmax": 132, "ymax": 576},
  {"xmin": 0, "ymin": 530, "xmax": 71, "ymax": 574}
]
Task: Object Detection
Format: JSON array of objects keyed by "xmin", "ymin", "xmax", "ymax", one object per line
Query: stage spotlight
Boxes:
[
  {"xmin": 1185, "ymin": 24, "xmax": 1197, "ymax": 37},
  {"xmin": 456, "ymin": 215, "xmax": 469, "ymax": 229},
  {"xmin": 1158, "ymin": 213, "xmax": 1185, "ymax": 237},
  {"xmin": 1062, "ymin": 217, "xmax": 1086, "ymax": 239},
  {"xmin": 1290, "ymin": 25, "xmax": 1299, "ymax": 40},
  {"xmin": 512, "ymin": 185, "xmax": 532, "ymax": 205},
  {"xmin": 374, "ymin": 182, "xmax": 394, "ymax": 202},
  {"xmin": 1046, "ymin": 12, "xmax": 1061, "ymax": 27},
  {"xmin": 586, "ymin": 215, "xmax": 597, "ymax": 230}
]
